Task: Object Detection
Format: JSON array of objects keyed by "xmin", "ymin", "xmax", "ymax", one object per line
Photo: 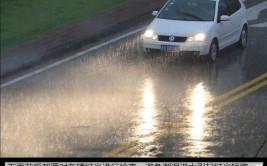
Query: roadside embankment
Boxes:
[{"xmin": 1, "ymin": 0, "xmax": 166, "ymax": 78}]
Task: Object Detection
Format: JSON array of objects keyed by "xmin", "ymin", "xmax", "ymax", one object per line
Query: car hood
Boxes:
[{"xmin": 149, "ymin": 18, "xmax": 214, "ymax": 37}]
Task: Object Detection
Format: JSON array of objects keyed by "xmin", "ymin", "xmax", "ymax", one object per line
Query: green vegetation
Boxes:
[{"xmin": 1, "ymin": 0, "xmax": 131, "ymax": 52}]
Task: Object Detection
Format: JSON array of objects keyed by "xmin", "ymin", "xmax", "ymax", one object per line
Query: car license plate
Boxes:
[{"xmin": 160, "ymin": 45, "xmax": 179, "ymax": 52}]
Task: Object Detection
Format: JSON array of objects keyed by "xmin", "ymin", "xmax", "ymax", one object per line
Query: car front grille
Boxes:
[{"xmin": 158, "ymin": 35, "xmax": 187, "ymax": 42}]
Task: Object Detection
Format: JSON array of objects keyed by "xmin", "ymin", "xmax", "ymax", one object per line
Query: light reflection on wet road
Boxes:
[
  {"xmin": 135, "ymin": 78, "xmax": 157, "ymax": 143},
  {"xmin": 1, "ymin": 27, "xmax": 267, "ymax": 157},
  {"xmin": 187, "ymin": 83, "xmax": 213, "ymax": 157}
]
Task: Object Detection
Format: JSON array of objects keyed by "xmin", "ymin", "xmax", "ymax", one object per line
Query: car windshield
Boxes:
[{"xmin": 157, "ymin": 0, "xmax": 216, "ymax": 21}]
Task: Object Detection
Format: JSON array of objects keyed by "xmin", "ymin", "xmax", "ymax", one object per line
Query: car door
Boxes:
[
  {"xmin": 217, "ymin": 0, "xmax": 233, "ymax": 49},
  {"xmin": 225, "ymin": 0, "xmax": 243, "ymax": 43}
]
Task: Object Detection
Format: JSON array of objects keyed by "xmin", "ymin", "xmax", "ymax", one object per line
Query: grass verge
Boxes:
[{"xmin": 0, "ymin": 0, "xmax": 131, "ymax": 53}]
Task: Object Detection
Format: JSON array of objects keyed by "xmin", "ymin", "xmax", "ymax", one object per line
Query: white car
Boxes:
[{"xmin": 142, "ymin": 0, "xmax": 248, "ymax": 61}]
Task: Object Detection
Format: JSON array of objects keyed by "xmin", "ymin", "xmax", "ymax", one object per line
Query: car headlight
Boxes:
[
  {"xmin": 143, "ymin": 30, "xmax": 158, "ymax": 40},
  {"xmin": 187, "ymin": 33, "xmax": 205, "ymax": 42}
]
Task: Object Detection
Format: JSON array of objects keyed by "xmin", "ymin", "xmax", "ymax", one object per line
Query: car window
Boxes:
[
  {"xmin": 157, "ymin": 0, "xmax": 216, "ymax": 21},
  {"xmin": 218, "ymin": 0, "xmax": 230, "ymax": 17},
  {"xmin": 226, "ymin": 0, "xmax": 241, "ymax": 15}
]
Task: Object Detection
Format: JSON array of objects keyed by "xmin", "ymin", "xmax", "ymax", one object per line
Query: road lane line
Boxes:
[
  {"xmin": 119, "ymin": 131, "xmax": 173, "ymax": 157},
  {"xmin": 247, "ymin": 1, "xmax": 267, "ymax": 21},
  {"xmin": 118, "ymin": 124, "xmax": 190, "ymax": 157},
  {"xmin": 206, "ymin": 73, "xmax": 267, "ymax": 106},
  {"xmin": 250, "ymin": 22, "xmax": 267, "ymax": 28},
  {"xmin": 214, "ymin": 80, "xmax": 267, "ymax": 110},
  {"xmin": 103, "ymin": 73, "xmax": 267, "ymax": 157},
  {"xmin": 102, "ymin": 139, "xmax": 139, "ymax": 157},
  {"xmin": 119, "ymin": 82, "xmax": 267, "ymax": 157},
  {"xmin": 0, "ymin": 27, "xmax": 146, "ymax": 89},
  {"xmin": 102, "ymin": 111, "xmax": 191, "ymax": 157}
]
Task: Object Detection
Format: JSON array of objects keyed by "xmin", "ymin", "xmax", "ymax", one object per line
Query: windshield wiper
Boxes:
[
  {"xmin": 182, "ymin": 12, "xmax": 205, "ymax": 21},
  {"xmin": 158, "ymin": 15, "xmax": 189, "ymax": 21}
]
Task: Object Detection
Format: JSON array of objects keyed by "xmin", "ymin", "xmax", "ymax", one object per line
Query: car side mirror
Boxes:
[
  {"xmin": 220, "ymin": 15, "xmax": 230, "ymax": 21},
  {"xmin": 152, "ymin": 11, "xmax": 158, "ymax": 16}
]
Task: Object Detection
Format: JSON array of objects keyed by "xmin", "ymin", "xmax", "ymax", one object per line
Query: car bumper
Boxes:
[{"xmin": 143, "ymin": 39, "xmax": 210, "ymax": 55}]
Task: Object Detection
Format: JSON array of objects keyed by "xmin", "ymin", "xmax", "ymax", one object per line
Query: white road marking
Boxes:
[
  {"xmin": 247, "ymin": 1, "xmax": 267, "ymax": 21},
  {"xmin": 1, "ymin": 2, "xmax": 267, "ymax": 88},
  {"xmin": 0, "ymin": 27, "xmax": 145, "ymax": 88},
  {"xmin": 250, "ymin": 22, "xmax": 267, "ymax": 28},
  {"xmin": 247, "ymin": 1, "xmax": 267, "ymax": 28}
]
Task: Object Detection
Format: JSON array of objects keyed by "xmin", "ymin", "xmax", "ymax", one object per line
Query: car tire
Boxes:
[
  {"xmin": 237, "ymin": 26, "xmax": 248, "ymax": 49},
  {"xmin": 207, "ymin": 40, "xmax": 218, "ymax": 62}
]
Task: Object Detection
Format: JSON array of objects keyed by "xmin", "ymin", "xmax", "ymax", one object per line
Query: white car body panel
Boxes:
[{"xmin": 149, "ymin": 19, "xmax": 214, "ymax": 37}]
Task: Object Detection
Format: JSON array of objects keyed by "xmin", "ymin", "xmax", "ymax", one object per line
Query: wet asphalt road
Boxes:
[{"xmin": 1, "ymin": 1, "xmax": 267, "ymax": 157}]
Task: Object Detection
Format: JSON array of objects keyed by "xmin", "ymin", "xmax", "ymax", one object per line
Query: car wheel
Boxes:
[
  {"xmin": 208, "ymin": 40, "xmax": 218, "ymax": 62},
  {"xmin": 237, "ymin": 27, "xmax": 248, "ymax": 49}
]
